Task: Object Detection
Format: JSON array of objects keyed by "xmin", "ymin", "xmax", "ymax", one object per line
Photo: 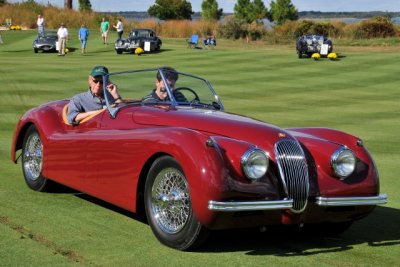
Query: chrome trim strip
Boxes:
[
  {"xmin": 208, "ymin": 199, "xmax": 293, "ymax": 212},
  {"xmin": 315, "ymin": 194, "xmax": 388, "ymax": 206}
]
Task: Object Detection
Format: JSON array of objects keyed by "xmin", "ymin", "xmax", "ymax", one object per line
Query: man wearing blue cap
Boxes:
[{"xmin": 67, "ymin": 66, "xmax": 122, "ymax": 125}]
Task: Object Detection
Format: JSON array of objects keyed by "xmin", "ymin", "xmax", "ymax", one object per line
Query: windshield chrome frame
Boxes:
[{"xmin": 103, "ymin": 68, "xmax": 224, "ymax": 119}]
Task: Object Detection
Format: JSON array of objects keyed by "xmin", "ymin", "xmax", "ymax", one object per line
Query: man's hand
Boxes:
[{"xmin": 107, "ymin": 83, "xmax": 122, "ymax": 102}]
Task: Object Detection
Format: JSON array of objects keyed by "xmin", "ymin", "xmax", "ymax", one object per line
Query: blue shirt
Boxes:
[
  {"xmin": 79, "ymin": 27, "xmax": 89, "ymax": 40},
  {"xmin": 67, "ymin": 89, "xmax": 105, "ymax": 124}
]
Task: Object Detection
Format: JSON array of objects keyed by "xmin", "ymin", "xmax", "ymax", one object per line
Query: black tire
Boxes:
[
  {"xmin": 34, "ymin": 48, "xmax": 38, "ymax": 53},
  {"xmin": 144, "ymin": 156, "xmax": 209, "ymax": 250},
  {"xmin": 116, "ymin": 50, "xmax": 123, "ymax": 54},
  {"xmin": 21, "ymin": 125, "xmax": 52, "ymax": 191}
]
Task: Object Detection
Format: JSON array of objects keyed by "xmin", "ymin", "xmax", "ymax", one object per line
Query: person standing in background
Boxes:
[
  {"xmin": 57, "ymin": 23, "xmax": 68, "ymax": 56},
  {"xmin": 37, "ymin": 14, "xmax": 45, "ymax": 36},
  {"xmin": 113, "ymin": 18, "xmax": 124, "ymax": 40},
  {"xmin": 78, "ymin": 23, "xmax": 89, "ymax": 54},
  {"xmin": 100, "ymin": 18, "xmax": 110, "ymax": 44}
]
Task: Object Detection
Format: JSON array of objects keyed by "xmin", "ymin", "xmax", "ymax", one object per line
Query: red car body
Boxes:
[{"xmin": 11, "ymin": 68, "xmax": 387, "ymax": 250}]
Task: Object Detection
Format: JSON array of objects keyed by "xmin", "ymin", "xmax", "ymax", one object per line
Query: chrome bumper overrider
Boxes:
[
  {"xmin": 315, "ymin": 194, "xmax": 388, "ymax": 206},
  {"xmin": 208, "ymin": 194, "xmax": 387, "ymax": 212}
]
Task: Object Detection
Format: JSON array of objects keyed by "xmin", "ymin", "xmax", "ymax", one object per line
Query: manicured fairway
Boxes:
[{"xmin": 1, "ymin": 30, "xmax": 399, "ymax": 266}]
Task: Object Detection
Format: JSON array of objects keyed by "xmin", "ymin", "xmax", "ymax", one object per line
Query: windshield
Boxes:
[
  {"xmin": 40, "ymin": 31, "xmax": 57, "ymax": 39},
  {"xmin": 103, "ymin": 68, "xmax": 224, "ymax": 118},
  {"xmin": 131, "ymin": 30, "xmax": 152, "ymax": 37}
]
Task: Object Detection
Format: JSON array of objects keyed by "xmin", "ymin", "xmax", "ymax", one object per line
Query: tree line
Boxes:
[
  {"xmin": 1, "ymin": 0, "xmax": 398, "ymax": 41},
  {"xmin": 1, "ymin": 0, "xmax": 299, "ymax": 25}
]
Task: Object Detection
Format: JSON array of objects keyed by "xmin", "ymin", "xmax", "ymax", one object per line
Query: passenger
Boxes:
[{"xmin": 142, "ymin": 67, "xmax": 186, "ymax": 102}]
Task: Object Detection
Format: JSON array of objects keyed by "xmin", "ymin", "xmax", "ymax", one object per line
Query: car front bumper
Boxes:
[
  {"xmin": 208, "ymin": 193, "xmax": 387, "ymax": 212},
  {"xmin": 34, "ymin": 44, "xmax": 56, "ymax": 50}
]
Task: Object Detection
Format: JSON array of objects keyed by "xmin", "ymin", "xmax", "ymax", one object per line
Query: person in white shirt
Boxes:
[
  {"xmin": 113, "ymin": 18, "xmax": 124, "ymax": 40},
  {"xmin": 57, "ymin": 23, "xmax": 69, "ymax": 56},
  {"xmin": 37, "ymin": 14, "xmax": 45, "ymax": 36}
]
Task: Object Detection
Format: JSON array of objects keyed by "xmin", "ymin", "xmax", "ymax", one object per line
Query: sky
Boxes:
[{"xmin": 7, "ymin": 0, "xmax": 400, "ymax": 13}]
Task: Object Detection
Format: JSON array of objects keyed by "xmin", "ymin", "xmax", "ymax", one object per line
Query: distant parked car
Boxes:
[
  {"xmin": 114, "ymin": 28, "xmax": 162, "ymax": 54},
  {"xmin": 32, "ymin": 31, "xmax": 58, "ymax": 53},
  {"xmin": 296, "ymin": 34, "xmax": 333, "ymax": 58}
]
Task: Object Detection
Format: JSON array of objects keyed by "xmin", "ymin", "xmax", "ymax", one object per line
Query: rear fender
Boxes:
[{"xmin": 11, "ymin": 104, "xmax": 65, "ymax": 164}]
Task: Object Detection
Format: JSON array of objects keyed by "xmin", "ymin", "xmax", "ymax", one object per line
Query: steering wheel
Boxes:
[{"xmin": 174, "ymin": 87, "xmax": 200, "ymax": 102}]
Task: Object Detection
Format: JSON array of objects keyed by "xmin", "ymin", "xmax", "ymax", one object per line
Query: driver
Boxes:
[
  {"xmin": 67, "ymin": 65, "xmax": 122, "ymax": 125},
  {"xmin": 142, "ymin": 66, "xmax": 186, "ymax": 102}
]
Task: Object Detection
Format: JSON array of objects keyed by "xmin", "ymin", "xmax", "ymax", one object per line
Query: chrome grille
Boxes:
[{"xmin": 275, "ymin": 139, "xmax": 309, "ymax": 213}]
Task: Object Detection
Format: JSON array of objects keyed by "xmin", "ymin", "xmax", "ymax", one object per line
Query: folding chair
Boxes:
[{"xmin": 187, "ymin": 34, "xmax": 199, "ymax": 48}]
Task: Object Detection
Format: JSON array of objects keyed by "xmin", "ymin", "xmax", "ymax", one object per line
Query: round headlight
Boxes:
[
  {"xmin": 331, "ymin": 147, "xmax": 356, "ymax": 179},
  {"xmin": 241, "ymin": 148, "xmax": 269, "ymax": 181}
]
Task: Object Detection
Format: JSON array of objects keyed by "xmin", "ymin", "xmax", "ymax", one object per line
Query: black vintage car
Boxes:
[
  {"xmin": 32, "ymin": 31, "xmax": 58, "ymax": 53},
  {"xmin": 296, "ymin": 34, "xmax": 333, "ymax": 58},
  {"xmin": 114, "ymin": 28, "xmax": 162, "ymax": 54}
]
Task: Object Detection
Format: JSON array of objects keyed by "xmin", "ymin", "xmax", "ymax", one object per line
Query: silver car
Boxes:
[{"xmin": 32, "ymin": 31, "xmax": 58, "ymax": 53}]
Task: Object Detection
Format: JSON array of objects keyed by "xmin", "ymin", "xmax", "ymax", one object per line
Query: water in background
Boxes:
[{"xmin": 262, "ymin": 17, "xmax": 400, "ymax": 29}]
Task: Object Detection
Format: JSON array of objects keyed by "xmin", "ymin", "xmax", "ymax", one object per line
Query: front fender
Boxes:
[
  {"xmin": 289, "ymin": 127, "xmax": 380, "ymax": 197},
  {"xmin": 154, "ymin": 132, "xmax": 281, "ymax": 227},
  {"xmin": 139, "ymin": 127, "xmax": 228, "ymax": 226}
]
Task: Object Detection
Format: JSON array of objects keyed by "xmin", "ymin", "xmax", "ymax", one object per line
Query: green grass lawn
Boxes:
[{"xmin": 1, "ymin": 30, "xmax": 399, "ymax": 266}]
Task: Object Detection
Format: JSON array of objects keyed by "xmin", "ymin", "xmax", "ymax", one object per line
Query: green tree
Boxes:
[
  {"xmin": 0, "ymin": 0, "xmax": 7, "ymax": 4},
  {"xmin": 78, "ymin": 0, "xmax": 92, "ymax": 12},
  {"xmin": 251, "ymin": 0, "xmax": 269, "ymax": 21},
  {"xmin": 201, "ymin": 0, "xmax": 223, "ymax": 20},
  {"xmin": 148, "ymin": 0, "xmax": 194, "ymax": 20},
  {"xmin": 270, "ymin": 0, "xmax": 298, "ymax": 25},
  {"xmin": 234, "ymin": 0, "xmax": 269, "ymax": 23},
  {"xmin": 234, "ymin": 0, "xmax": 251, "ymax": 23}
]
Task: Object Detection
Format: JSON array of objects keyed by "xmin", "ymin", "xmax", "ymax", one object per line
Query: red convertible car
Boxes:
[{"xmin": 11, "ymin": 68, "xmax": 387, "ymax": 250}]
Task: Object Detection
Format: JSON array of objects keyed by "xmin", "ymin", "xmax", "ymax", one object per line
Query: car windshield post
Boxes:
[
  {"xmin": 103, "ymin": 74, "xmax": 119, "ymax": 118},
  {"xmin": 159, "ymin": 68, "xmax": 178, "ymax": 107}
]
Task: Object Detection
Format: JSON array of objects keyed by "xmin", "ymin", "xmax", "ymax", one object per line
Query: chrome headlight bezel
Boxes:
[
  {"xmin": 241, "ymin": 147, "xmax": 269, "ymax": 181},
  {"xmin": 331, "ymin": 147, "xmax": 356, "ymax": 179}
]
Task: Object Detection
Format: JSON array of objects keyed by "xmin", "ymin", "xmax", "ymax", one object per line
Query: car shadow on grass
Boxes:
[
  {"xmin": 74, "ymin": 192, "xmax": 148, "ymax": 225},
  {"xmin": 64, "ymin": 186, "xmax": 399, "ymax": 255},
  {"xmin": 195, "ymin": 206, "xmax": 400, "ymax": 255}
]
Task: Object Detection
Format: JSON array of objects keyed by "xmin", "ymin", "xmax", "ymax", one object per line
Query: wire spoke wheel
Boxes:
[
  {"xmin": 151, "ymin": 167, "xmax": 190, "ymax": 234},
  {"xmin": 144, "ymin": 156, "xmax": 208, "ymax": 250},
  {"xmin": 21, "ymin": 125, "xmax": 52, "ymax": 192},
  {"xmin": 23, "ymin": 131, "xmax": 43, "ymax": 182}
]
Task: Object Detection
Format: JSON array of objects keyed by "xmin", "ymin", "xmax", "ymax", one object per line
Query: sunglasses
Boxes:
[{"xmin": 92, "ymin": 78, "xmax": 103, "ymax": 84}]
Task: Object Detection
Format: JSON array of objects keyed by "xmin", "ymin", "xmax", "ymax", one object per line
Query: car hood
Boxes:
[{"xmin": 132, "ymin": 106, "xmax": 294, "ymax": 149}]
